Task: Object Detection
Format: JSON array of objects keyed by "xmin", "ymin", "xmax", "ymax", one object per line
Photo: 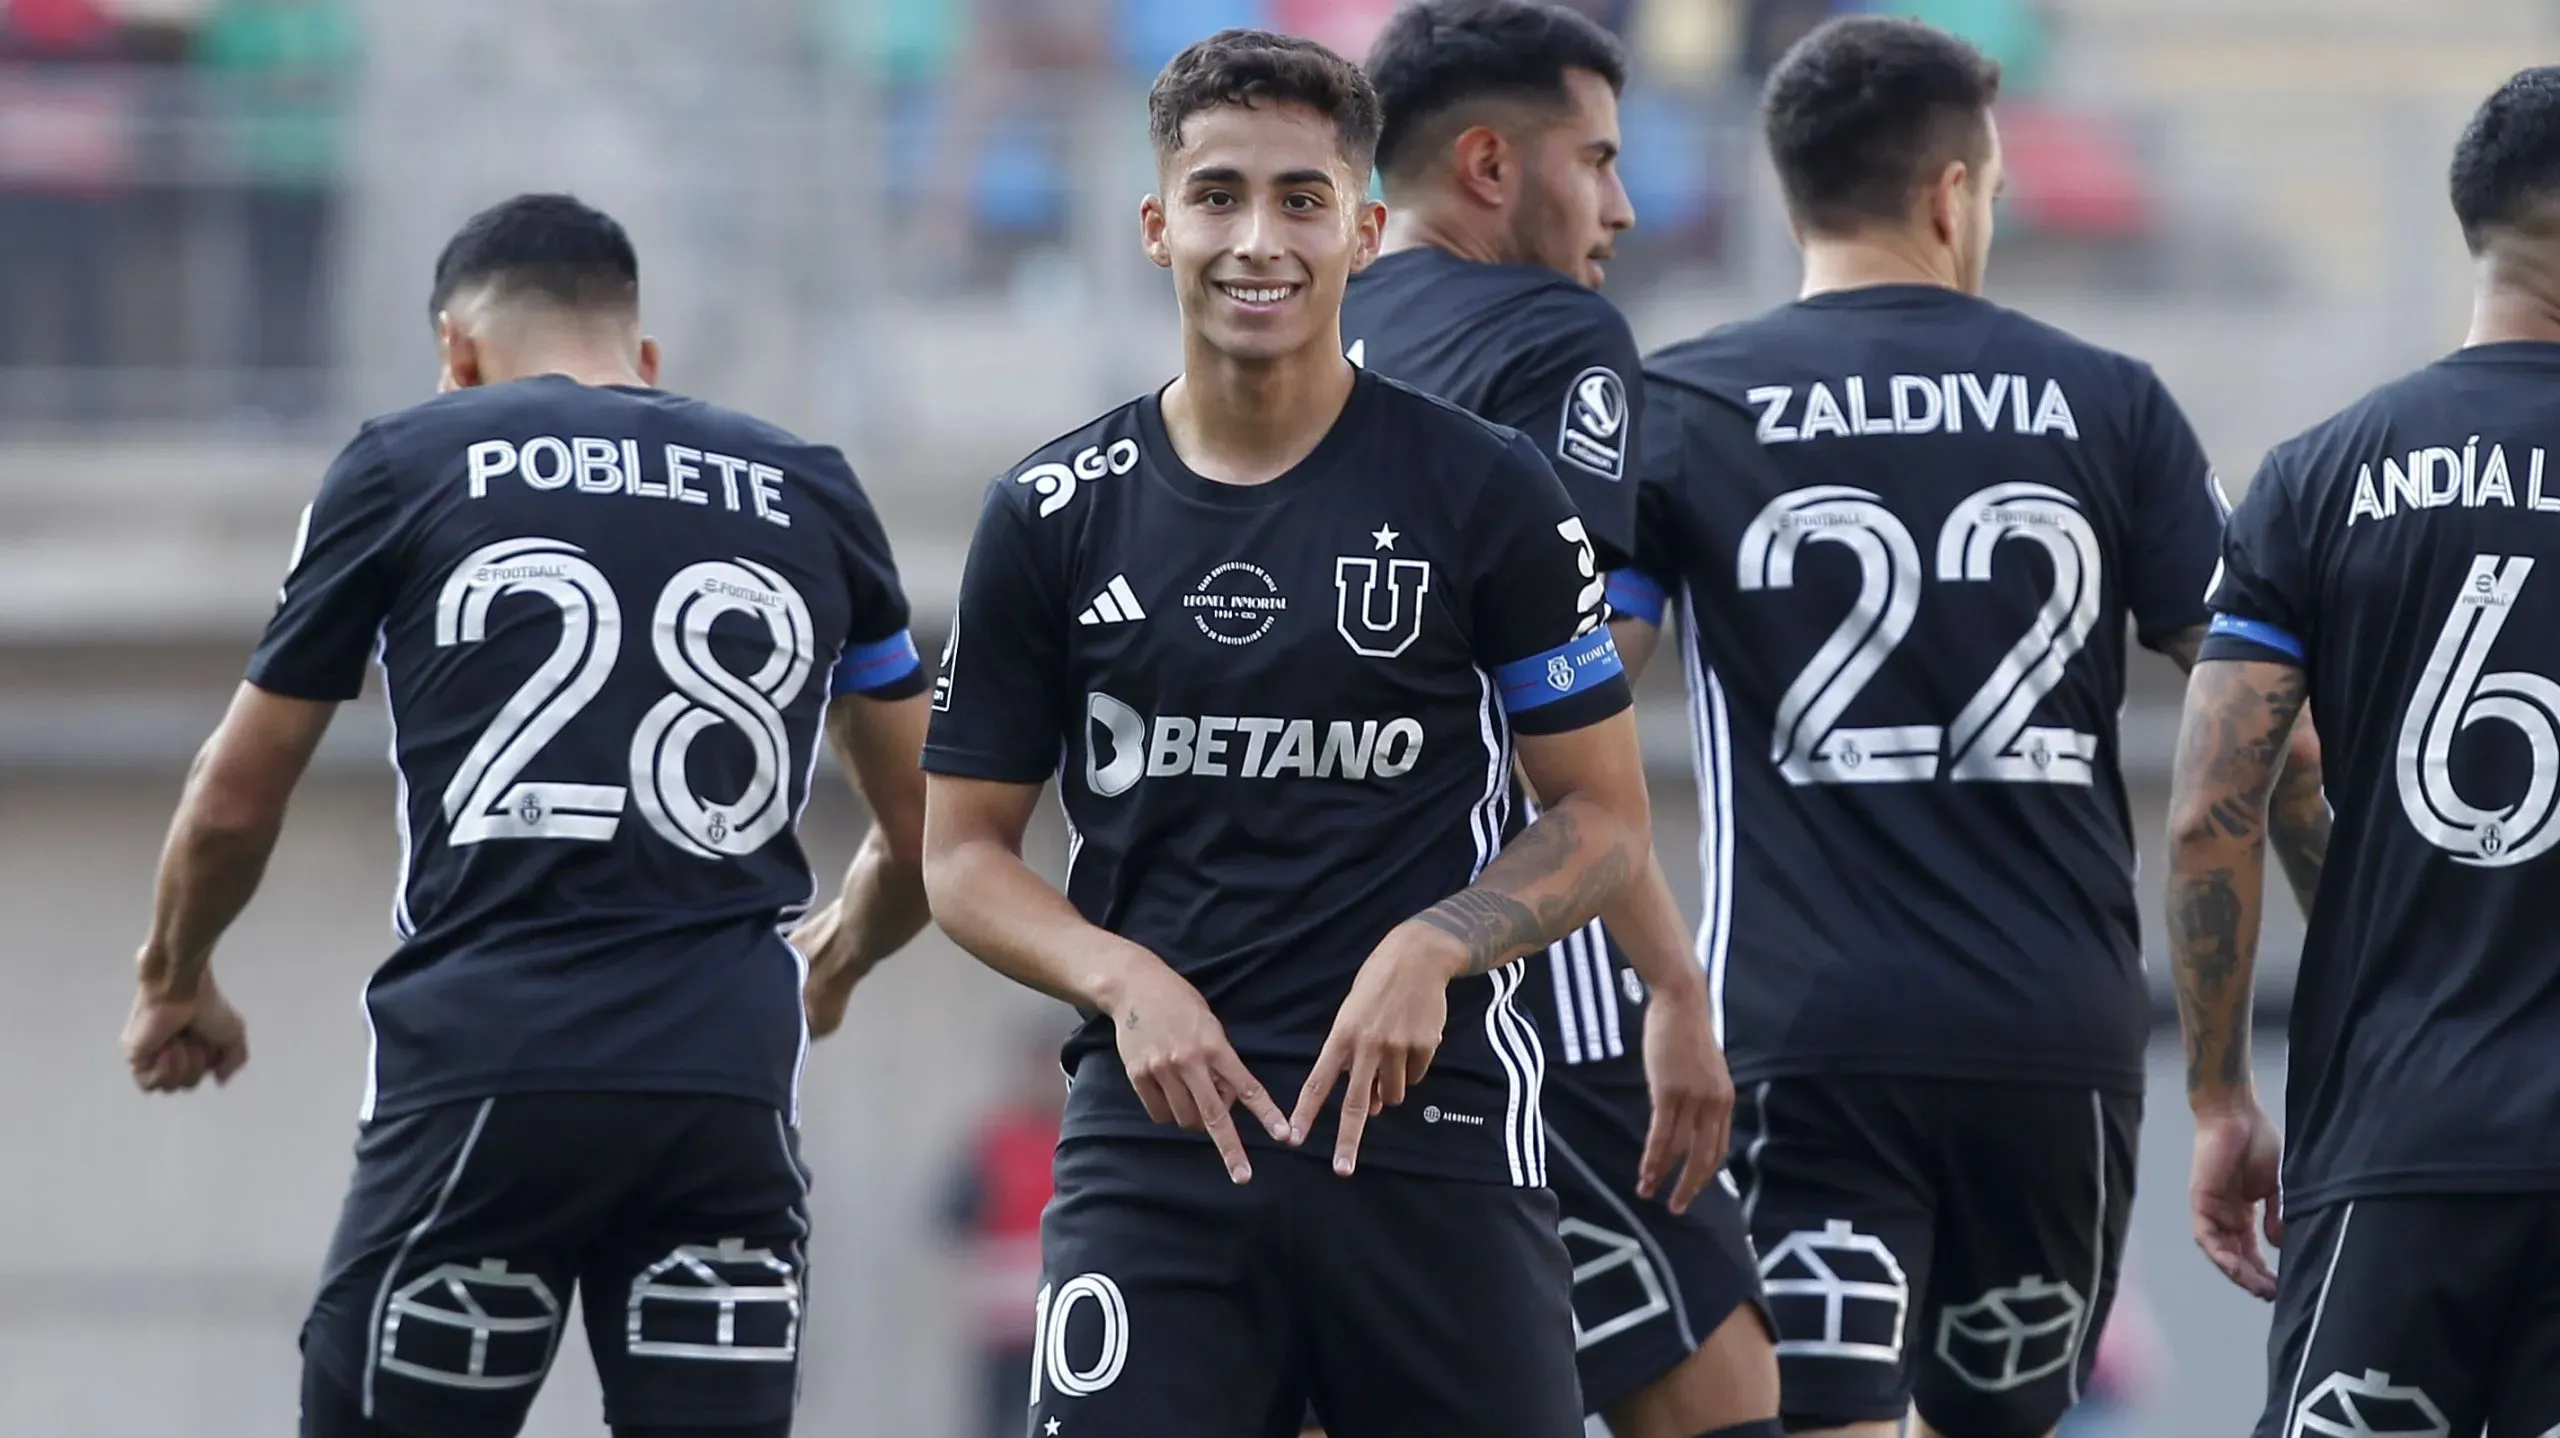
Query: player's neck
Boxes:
[
  {"xmin": 2464, "ymin": 254, "xmax": 2560, "ymax": 347},
  {"xmin": 1162, "ymin": 340, "xmax": 1357, "ymax": 487},
  {"xmin": 1797, "ymin": 233, "xmax": 1965, "ymax": 300},
  {"xmin": 1381, "ymin": 205, "xmax": 1519, "ymax": 270},
  {"xmin": 480, "ymin": 339, "xmax": 651, "ymax": 391}
]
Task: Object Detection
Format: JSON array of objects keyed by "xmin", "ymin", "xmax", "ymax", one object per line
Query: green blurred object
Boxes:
[
  {"xmin": 1887, "ymin": 0, "xmax": 2046, "ymax": 93},
  {"xmin": 193, "ymin": 0, "xmax": 360, "ymax": 186},
  {"xmin": 809, "ymin": 0, "xmax": 966, "ymax": 81}
]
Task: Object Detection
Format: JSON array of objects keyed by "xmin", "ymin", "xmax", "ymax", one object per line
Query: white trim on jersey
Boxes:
[
  {"xmin": 367, "ymin": 632, "xmax": 408, "ymax": 1124},
  {"xmin": 364, "ymin": 1097, "xmax": 495, "ymax": 1418},
  {"xmin": 1547, "ymin": 929, "xmax": 1586, "ymax": 1066},
  {"xmin": 1483, "ymin": 963, "xmax": 1548, "ymax": 1187},
  {"xmin": 1546, "ymin": 920, "xmax": 1625, "ymax": 1065},
  {"xmin": 1679, "ymin": 586, "xmax": 1736, "ymax": 1045},
  {"xmin": 1468, "ymin": 668, "xmax": 1503, "ymax": 878}
]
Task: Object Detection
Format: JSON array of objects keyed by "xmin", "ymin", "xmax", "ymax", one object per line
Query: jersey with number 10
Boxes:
[
  {"xmin": 2206, "ymin": 342, "xmax": 2560, "ymax": 1211},
  {"xmin": 247, "ymin": 376, "xmax": 925, "ymax": 1123},
  {"xmin": 1627, "ymin": 286, "xmax": 2223, "ymax": 1090}
]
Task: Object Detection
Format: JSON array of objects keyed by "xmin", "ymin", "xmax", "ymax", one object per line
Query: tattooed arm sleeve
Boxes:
[
  {"xmin": 2164, "ymin": 658, "xmax": 2311, "ymax": 1110},
  {"xmin": 2160, "ymin": 623, "xmax": 2332, "ymax": 914}
]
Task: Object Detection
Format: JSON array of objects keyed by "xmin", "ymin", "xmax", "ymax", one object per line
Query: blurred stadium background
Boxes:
[{"xmin": 0, "ymin": 0, "xmax": 2544, "ymax": 1433}]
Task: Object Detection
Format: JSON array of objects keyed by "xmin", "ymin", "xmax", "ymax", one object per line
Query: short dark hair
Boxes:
[
  {"xmin": 2451, "ymin": 66, "xmax": 2560, "ymax": 255},
  {"xmin": 1147, "ymin": 29, "xmax": 1383, "ymax": 177},
  {"xmin": 1365, "ymin": 0, "xmax": 1628, "ymax": 184},
  {"xmin": 1763, "ymin": 16, "xmax": 2001, "ymax": 236},
  {"xmin": 428, "ymin": 193, "xmax": 640, "ymax": 325}
]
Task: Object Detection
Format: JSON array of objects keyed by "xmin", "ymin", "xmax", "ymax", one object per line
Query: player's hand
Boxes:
[
  {"xmin": 122, "ymin": 973, "xmax": 249, "ymax": 1094},
  {"xmin": 1636, "ymin": 981, "xmax": 1732, "ymax": 1215},
  {"xmin": 1108, "ymin": 955, "xmax": 1291, "ymax": 1184},
  {"xmin": 1292, "ymin": 921, "xmax": 1458, "ymax": 1178},
  {"xmin": 789, "ymin": 899, "xmax": 857, "ymax": 1039},
  {"xmin": 2190, "ymin": 1098, "xmax": 2283, "ymax": 1300}
]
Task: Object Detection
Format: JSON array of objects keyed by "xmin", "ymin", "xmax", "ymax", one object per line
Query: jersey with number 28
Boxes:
[
  {"xmin": 248, "ymin": 376, "xmax": 925, "ymax": 1123},
  {"xmin": 2205, "ymin": 342, "xmax": 2560, "ymax": 1211},
  {"xmin": 1628, "ymin": 286, "xmax": 2223, "ymax": 1092}
]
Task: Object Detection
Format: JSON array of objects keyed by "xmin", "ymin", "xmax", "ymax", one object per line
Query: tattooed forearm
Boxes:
[
  {"xmin": 2267, "ymin": 726, "xmax": 2331, "ymax": 913},
  {"xmin": 2164, "ymin": 658, "xmax": 2305, "ymax": 1109},
  {"xmin": 1416, "ymin": 804, "xmax": 1637, "ymax": 976},
  {"xmin": 2168, "ymin": 868, "xmax": 2251, "ymax": 1096}
]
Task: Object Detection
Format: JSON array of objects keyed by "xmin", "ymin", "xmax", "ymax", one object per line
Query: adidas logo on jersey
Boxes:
[{"xmin": 1078, "ymin": 575, "xmax": 1147, "ymax": 627}]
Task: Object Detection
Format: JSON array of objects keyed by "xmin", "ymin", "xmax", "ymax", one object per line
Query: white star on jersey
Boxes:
[
  {"xmin": 1372, "ymin": 524, "xmax": 1399, "ymax": 550},
  {"xmin": 1044, "ymin": 1421, "xmax": 1062, "ymax": 1436}
]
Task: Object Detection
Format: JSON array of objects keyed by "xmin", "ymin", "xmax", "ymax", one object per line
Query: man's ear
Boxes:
[
  {"xmin": 636, "ymin": 335, "xmax": 662, "ymax": 386},
  {"xmin": 1449, "ymin": 123, "xmax": 1514, "ymax": 209},
  {"xmin": 1926, "ymin": 158, "xmax": 1968, "ymax": 247},
  {"xmin": 1141, "ymin": 193, "xmax": 1173, "ymax": 270},
  {"xmin": 436, "ymin": 312, "xmax": 480, "ymax": 392}
]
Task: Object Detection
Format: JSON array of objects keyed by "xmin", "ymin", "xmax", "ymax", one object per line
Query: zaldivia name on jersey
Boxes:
[
  {"xmin": 1084, "ymin": 691, "xmax": 1424, "ymax": 797},
  {"xmin": 463, "ymin": 436, "xmax": 794, "ymax": 526},
  {"xmin": 2346, "ymin": 439, "xmax": 2556, "ymax": 527},
  {"xmin": 1746, "ymin": 374, "xmax": 2080, "ymax": 446}
]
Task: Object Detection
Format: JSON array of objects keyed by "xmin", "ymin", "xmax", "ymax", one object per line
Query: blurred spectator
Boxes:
[
  {"xmin": 941, "ymin": 1025, "xmax": 1068, "ymax": 1438},
  {"xmin": 1738, "ymin": 0, "xmax": 1848, "ymax": 82},
  {"xmin": 194, "ymin": 0, "xmax": 354, "ymax": 420},
  {"xmin": 0, "ymin": 0, "xmax": 132, "ymax": 411},
  {"xmin": 1888, "ymin": 0, "xmax": 2047, "ymax": 93},
  {"xmin": 2057, "ymin": 1278, "xmax": 2165, "ymax": 1438},
  {"xmin": 1266, "ymin": 0, "xmax": 1395, "ymax": 57}
]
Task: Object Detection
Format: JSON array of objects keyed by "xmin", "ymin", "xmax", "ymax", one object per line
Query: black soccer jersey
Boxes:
[
  {"xmin": 921, "ymin": 369, "xmax": 1633, "ymax": 1185},
  {"xmin": 1625, "ymin": 285, "xmax": 2224, "ymax": 1090},
  {"xmin": 2203, "ymin": 342, "xmax": 2560, "ymax": 1212},
  {"xmin": 1343, "ymin": 246, "xmax": 1643, "ymax": 569},
  {"xmin": 248, "ymin": 375, "xmax": 924, "ymax": 1123}
]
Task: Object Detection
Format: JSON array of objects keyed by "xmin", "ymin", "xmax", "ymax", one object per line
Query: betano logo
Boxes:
[{"xmin": 1083, "ymin": 691, "xmax": 1423, "ymax": 797}]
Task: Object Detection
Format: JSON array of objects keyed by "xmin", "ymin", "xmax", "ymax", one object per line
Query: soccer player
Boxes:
[
  {"xmin": 115, "ymin": 193, "xmax": 935, "ymax": 1438},
  {"xmin": 1342, "ymin": 5, "xmax": 1780, "ymax": 1437},
  {"xmin": 1614, "ymin": 18, "xmax": 2326, "ymax": 1438},
  {"xmin": 2171, "ymin": 65, "xmax": 2560, "ymax": 1438},
  {"xmin": 921, "ymin": 29, "xmax": 1664, "ymax": 1438}
]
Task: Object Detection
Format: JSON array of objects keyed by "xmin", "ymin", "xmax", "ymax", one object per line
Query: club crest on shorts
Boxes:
[
  {"xmin": 1933, "ymin": 1275, "xmax": 2085, "ymax": 1392},
  {"xmin": 625, "ymin": 1237, "xmax": 802, "ymax": 1362},
  {"xmin": 2290, "ymin": 1368, "xmax": 2448, "ymax": 1438},
  {"xmin": 378, "ymin": 1258, "xmax": 562, "ymax": 1390},
  {"xmin": 1335, "ymin": 554, "xmax": 1433, "ymax": 659},
  {"xmin": 1558, "ymin": 366, "xmax": 1629, "ymax": 480},
  {"xmin": 1557, "ymin": 1218, "xmax": 1671, "ymax": 1350},
  {"xmin": 1759, "ymin": 1220, "xmax": 1909, "ymax": 1364}
]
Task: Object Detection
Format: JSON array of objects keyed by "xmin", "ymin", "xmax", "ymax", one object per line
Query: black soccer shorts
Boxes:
[
  {"xmin": 2255, "ymin": 1194, "xmax": 2560, "ymax": 1438},
  {"xmin": 1728, "ymin": 1076, "xmax": 2136, "ymax": 1438},
  {"xmin": 1030, "ymin": 1136, "xmax": 1585, "ymax": 1438},
  {"xmin": 300, "ymin": 1092, "xmax": 812, "ymax": 1438},
  {"xmin": 1543, "ymin": 1044, "xmax": 1770, "ymax": 1414}
]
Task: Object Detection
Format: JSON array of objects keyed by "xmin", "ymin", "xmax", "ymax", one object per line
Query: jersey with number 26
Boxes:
[
  {"xmin": 1627, "ymin": 286, "xmax": 2223, "ymax": 1092},
  {"xmin": 248, "ymin": 376, "xmax": 925, "ymax": 1123}
]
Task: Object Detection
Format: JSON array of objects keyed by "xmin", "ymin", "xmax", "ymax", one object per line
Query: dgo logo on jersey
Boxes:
[
  {"xmin": 1015, "ymin": 439, "xmax": 1139, "ymax": 518},
  {"xmin": 1558, "ymin": 366, "xmax": 1628, "ymax": 480}
]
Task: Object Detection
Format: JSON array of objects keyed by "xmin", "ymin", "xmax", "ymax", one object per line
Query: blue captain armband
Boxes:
[
  {"xmin": 2200, "ymin": 612, "xmax": 2306, "ymax": 664},
  {"xmin": 830, "ymin": 629, "xmax": 923, "ymax": 695},
  {"xmin": 1604, "ymin": 569, "xmax": 1667, "ymax": 626},
  {"xmin": 1494, "ymin": 630, "xmax": 1626, "ymax": 716}
]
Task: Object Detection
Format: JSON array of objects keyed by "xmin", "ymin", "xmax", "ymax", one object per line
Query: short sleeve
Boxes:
[
  {"xmin": 2122, "ymin": 365, "xmax": 2226, "ymax": 648},
  {"xmin": 245, "ymin": 427, "xmax": 403, "ymax": 701},
  {"xmin": 1610, "ymin": 375, "xmax": 1709, "ymax": 625},
  {"xmin": 1481, "ymin": 294, "xmax": 1645, "ymax": 570},
  {"xmin": 2199, "ymin": 449, "xmax": 2313, "ymax": 667},
  {"xmin": 920, "ymin": 481, "xmax": 1067, "ymax": 782},
  {"xmin": 820, "ymin": 452, "xmax": 929, "ymax": 700},
  {"xmin": 1472, "ymin": 435, "xmax": 1634, "ymax": 735}
]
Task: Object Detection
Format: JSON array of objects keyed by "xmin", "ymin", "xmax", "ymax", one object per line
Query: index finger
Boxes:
[
  {"xmin": 1636, "ymin": 1095, "xmax": 1677, "ymax": 1202},
  {"xmin": 1290, "ymin": 1037, "xmax": 1348, "ymax": 1147},
  {"xmin": 1331, "ymin": 1047, "xmax": 1379, "ymax": 1178},
  {"xmin": 1217, "ymin": 1050, "xmax": 1292, "ymax": 1144},
  {"xmin": 1670, "ymin": 1115, "xmax": 1718, "ymax": 1215},
  {"xmin": 1182, "ymin": 1066, "xmax": 1254, "ymax": 1185}
]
